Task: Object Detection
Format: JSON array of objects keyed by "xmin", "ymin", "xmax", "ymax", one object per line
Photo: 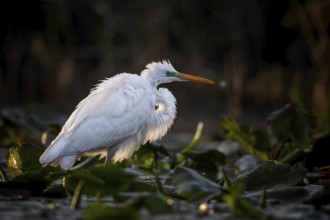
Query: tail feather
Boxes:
[
  {"xmin": 40, "ymin": 136, "xmax": 79, "ymax": 169},
  {"xmin": 39, "ymin": 137, "xmax": 66, "ymax": 165}
]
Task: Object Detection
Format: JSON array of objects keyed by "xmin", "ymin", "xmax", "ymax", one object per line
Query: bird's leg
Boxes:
[
  {"xmin": 105, "ymin": 148, "xmax": 115, "ymax": 164},
  {"xmin": 105, "ymin": 156, "xmax": 111, "ymax": 164}
]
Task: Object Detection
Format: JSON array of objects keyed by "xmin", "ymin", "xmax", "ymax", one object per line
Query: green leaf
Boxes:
[
  {"xmin": 280, "ymin": 147, "xmax": 312, "ymax": 164},
  {"xmin": 220, "ymin": 116, "xmax": 271, "ymax": 160},
  {"xmin": 181, "ymin": 122, "xmax": 204, "ymax": 154},
  {"xmin": 235, "ymin": 155, "xmax": 261, "ymax": 175},
  {"xmin": 267, "ymin": 102, "xmax": 316, "ymax": 149},
  {"xmin": 65, "ymin": 172, "xmax": 109, "ymax": 196},
  {"xmin": 133, "ymin": 143, "xmax": 171, "ymax": 170},
  {"xmin": 84, "ymin": 203, "xmax": 140, "ymax": 220},
  {"xmin": 133, "ymin": 143, "xmax": 155, "ymax": 168},
  {"xmin": 228, "ymin": 182, "xmax": 246, "ymax": 196},
  {"xmin": 220, "ymin": 182, "xmax": 262, "ymax": 218},
  {"xmin": 89, "ymin": 164, "xmax": 135, "ymax": 185},
  {"xmin": 166, "ymin": 166, "xmax": 221, "ymax": 202},
  {"xmin": 139, "ymin": 194, "xmax": 172, "ymax": 214},
  {"xmin": 183, "ymin": 149, "xmax": 226, "ymax": 165},
  {"xmin": 233, "ymin": 161, "xmax": 307, "ymax": 191},
  {"xmin": 304, "ymin": 185, "xmax": 330, "ymax": 207},
  {"xmin": 0, "ymin": 166, "xmax": 62, "ymax": 197},
  {"xmin": 222, "ymin": 191, "xmax": 262, "ymax": 218},
  {"xmin": 41, "ymin": 181, "xmax": 67, "ymax": 198},
  {"xmin": 64, "ymin": 164, "xmax": 154, "ymax": 197},
  {"xmin": 183, "ymin": 149, "xmax": 226, "ymax": 180},
  {"xmin": 7, "ymin": 143, "xmax": 44, "ymax": 176},
  {"xmin": 266, "ymin": 187, "xmax": 308, "ymax": 202},
  {"xmin": 125, "ymin": 180, "xmax": 155, "ymax": 193},
  {"xmin": 64, "ymin": 164, "xmax": 137, "ymax": 197}
]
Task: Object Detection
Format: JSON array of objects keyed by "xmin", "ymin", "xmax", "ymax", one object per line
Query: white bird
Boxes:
[{"xmin": 39, "ymin": 61, "xmax": 214, "ymax": 169}]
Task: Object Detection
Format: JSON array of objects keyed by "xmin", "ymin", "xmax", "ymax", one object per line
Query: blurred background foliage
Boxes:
[{"xmin": 0, "ymin": 0, "xmax": 329, "ymax": 132}]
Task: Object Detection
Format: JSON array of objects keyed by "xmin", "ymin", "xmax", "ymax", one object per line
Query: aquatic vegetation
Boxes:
[{"xmin": 0, "ymin": 103, "xmax": 329, "ymax": 219}]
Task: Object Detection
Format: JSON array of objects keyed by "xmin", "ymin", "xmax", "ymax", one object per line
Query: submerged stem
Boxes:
[
  {"xmin": 0, "ymin": 167, "xmax": 9, "ymax": 182},
  {"xmin": 70, "ymin": 180, "xmax": 84, "ymax": 210}
]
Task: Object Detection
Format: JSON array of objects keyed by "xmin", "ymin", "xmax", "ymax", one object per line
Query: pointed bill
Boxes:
[{"xmin": 178, "ymin": 73, "xmax": 214, "ymax": 84}]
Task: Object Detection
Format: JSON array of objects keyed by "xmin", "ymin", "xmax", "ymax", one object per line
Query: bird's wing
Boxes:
[{"xmin": 40, "ymin": 75, "xmax": 154, "ymax": 163}]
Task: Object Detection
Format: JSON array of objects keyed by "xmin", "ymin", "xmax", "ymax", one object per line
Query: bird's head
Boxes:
[{"xmin": 141, "ymin": 60, "xmax": 214, "ymax": 86}]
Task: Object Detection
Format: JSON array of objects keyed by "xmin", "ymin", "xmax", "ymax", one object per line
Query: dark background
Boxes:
[{"xmin": 1, "ymin": 0, "xmax": 329, "ymax": 134}]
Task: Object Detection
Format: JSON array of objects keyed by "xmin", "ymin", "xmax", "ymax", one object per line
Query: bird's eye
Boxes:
[{"xmin": 155, "ymin": 104, "xmax": 159, "ymax": 110}]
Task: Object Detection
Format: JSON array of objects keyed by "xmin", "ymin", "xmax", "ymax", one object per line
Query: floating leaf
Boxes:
[
  {"xmin": 233, "ymin": 161, "xmax": 307, "ymax": 190},
  {"xmin": 183, "ymin": 149, "xmax": 226, "ymax": 180},
  {"xmin": 245, "ymin": 187, "xmax": 309, "ymax": 203},
  {"xmin": 235, "ymin": 155, "xmax": 261, "ymax": 175},
  {"xmin": 64, "ymin": 164, "xmax": 137, "ymax": 196},
  {"xmin": 266, "ymin": 186, "xmax": 308, "ymax": 202},
  {"xmin": 222, "ymin": 183, "xmax": 262, "ymax": 218},
  {"xmin": 41, "ymin": 180, "xmax": 67, "ymax": 198},
  {"xmin": 139, "ymin": 194, "xmax": 172, "ymax": 214},
  {"xmin": 124, "ymin": 180, "xmax": 155, "ymax": 193},
  {"xmin": 89, "ymin": 164, "xmax": 135, "ymax": 185},
  {"xmin": 134, "ymin": 143, "xmax": 171, "ymax": 170},
  {"xmin": 165, "ymin": 166, "xmax": 221, "ymax": 202},
  {"xmin": 64, "ymin": 164, "xmax": 154, "ymax": 197},
  {"xmin": 304, "ymin": 185, "xmax": 330, "ymax": 207},
  {"xmin": 183, "ymin": 149, "xmax": 226, "ymax": 165},
  {"xmin": 85, "ymin": 203, "xmax": 139, "ymax": 220},
  {"xmin": 221, "ymin": 116, "xmax": 271, "ymax": 160},
  {"xmin": 267, "ymin": 103, "xmax": 316, "ymax": 149},
  {"xmin": 65, "ymin": 172, "xmax": 107, "ymax": 196},
  {"xmin": 7, "ymin": 143, "xmax": 44, "ymax": 176},
  {"xmin": 0, "ymin": 166, "xmax": 61, "ymax": 197}
]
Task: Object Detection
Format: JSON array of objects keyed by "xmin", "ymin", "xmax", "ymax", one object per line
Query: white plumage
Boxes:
[{"xmin": 39, "ymin": 61, "xmax": 213, "ymax": 169}]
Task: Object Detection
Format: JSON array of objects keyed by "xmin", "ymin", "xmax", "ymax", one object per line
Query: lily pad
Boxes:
[
  {"xmin": 138, "ymin": 194, "xmax": 172, "ymax": 214},
  {"xmin": 235, "ymin": 155, "xmax": 261, "ymax": 175},
  {"xmin": 7, "ymin": 143, "xmax": 44, "ymax": 176},
  {"xmin": 133, "ymin": 143, "xmax": 172, "ymax": 170},
  {"xmin": 233, "ymin": 161, "xmax": 307, "ymax": 190},
  {"xmin": 304, "ymin": 185, "xmax": 330, "ymax": 207},
  {"xmin": 0, "ymin": 167, "xmax": 59, "ymax": 197},
  {"xmin": 221, "ymin": 183, "xmax": 263, "ymax": 218},
  {"xmin": 183, "ymin": 149, "xmax": 226, "ymax": 165},
  {"xmin": 244, "ymin": 187, "xmax": 309, "ymax": 203},
  {"xmin": 64, "ymin": 164, "xmax": 154, "ymax": 197},
  {"xmin": 183, "ymin": 149, "xmax": 226, "ymax": 180},
  {"xmin": 165, "ymin": 166, "xmax": 221, "ymax": 202}
]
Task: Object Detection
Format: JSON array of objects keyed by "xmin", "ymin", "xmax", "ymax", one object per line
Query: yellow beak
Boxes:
[{"xmin": 178, "ymin": 73, "xmax": 214, "ymax": 84}]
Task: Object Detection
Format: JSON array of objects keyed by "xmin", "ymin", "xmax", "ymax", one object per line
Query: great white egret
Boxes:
[{"xmin": 39, "ymin": 61, "xmax": 214, "ymax": 169}]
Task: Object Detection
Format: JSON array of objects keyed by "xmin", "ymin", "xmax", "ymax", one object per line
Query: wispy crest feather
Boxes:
[{"xmin": 141, "ymin": 60, "xmax": 176, "ymax": 76}]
